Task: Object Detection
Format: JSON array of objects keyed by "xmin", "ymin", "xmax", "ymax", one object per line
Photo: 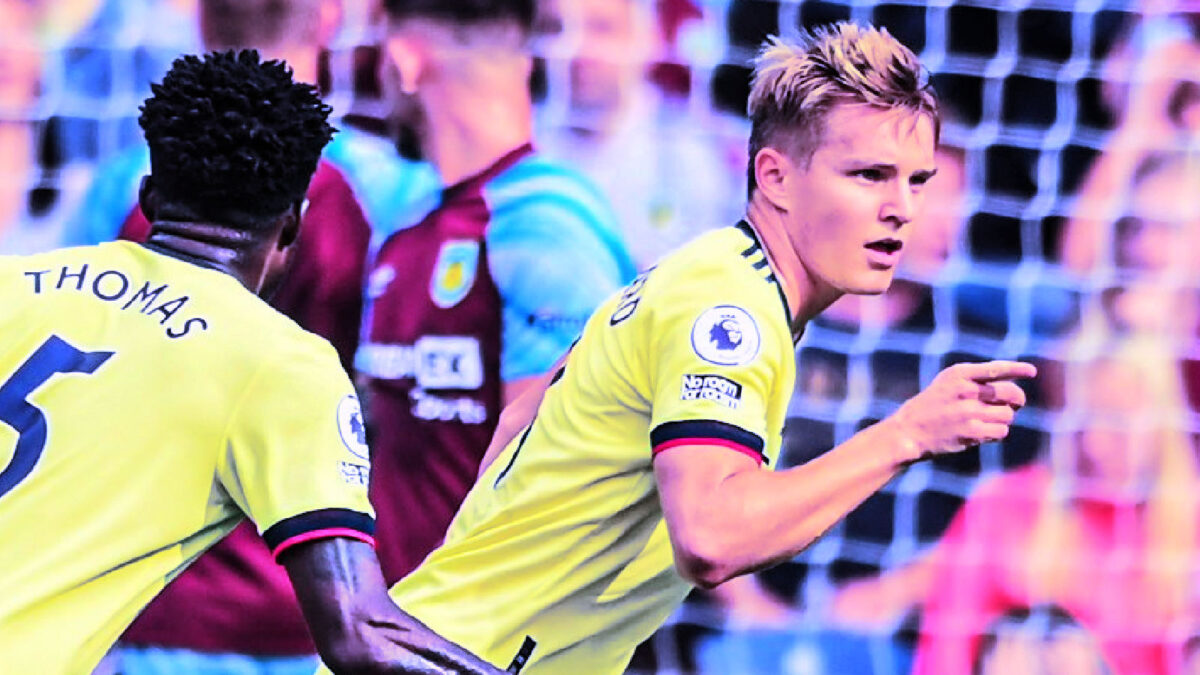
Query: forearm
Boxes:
[
  {"xmin": 286, "ymin": 539, "xmax": 502, "ymax": 675},
  {"xmin": 675, "ymin": 420, "xmax": 910, "ymax": 586}
]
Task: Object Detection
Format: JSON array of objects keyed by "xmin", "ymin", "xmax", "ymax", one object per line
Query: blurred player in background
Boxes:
[
  {"xmin": 359, "ymin": 0, "xmax": 635, "ymax": 585},
  {"xmin": 320, "ymin": 23, "xmax": 1037, "ymax": 675},
  {"xmin": 0, "ymin": 0, "xmax": 93, "ymax": 254},
  {"xmin": 0, "ymin": 49, "xmax": 499, "ymax": 675},
  {"xmin": 535, "ymin": 0, "xmax": 745, "ymax": 269}
]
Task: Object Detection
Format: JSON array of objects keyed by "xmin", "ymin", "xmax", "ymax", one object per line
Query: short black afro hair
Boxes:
[{"xmin": 139, "ymin": 49, "xmax": 334, "ymax": 226}]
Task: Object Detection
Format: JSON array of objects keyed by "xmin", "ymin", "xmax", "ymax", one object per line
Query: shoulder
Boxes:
[
  {"xmin": 485, "ymin": 154, "xmax": 635, "ymax": 282},
  {"xmin": 647, "ymin": 229, "xmax": 777, "ymax": 311},
  {"xmin": 484, "ymin": 153, "xmax": 619, "ymax": 235},
  {"xmin": 322, "ymin": 127, "xmax": 441, "ymax": 234},
  {"xmin": 955, "ymin": 465, "xmax": 1051, "ymax": 529},
  {"xmin": 638, "ymin": 230, "xmax": 792, "ymax": 356}
]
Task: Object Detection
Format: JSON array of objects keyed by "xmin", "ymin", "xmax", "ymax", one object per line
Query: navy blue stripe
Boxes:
[
  {"xmin": 262, "ymin": 508, "xmax": 375, "ymax": 551},
  {"xmin": 650, "ymin": 419, "xmax": 765, "ymax": 456},
  {"xmin": 736, "ymin": 222, "xmax": 792, "ymax": 324}
]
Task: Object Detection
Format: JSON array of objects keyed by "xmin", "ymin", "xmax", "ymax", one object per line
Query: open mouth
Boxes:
[{"xmin": 865, "ymin": 239, "xmax": 903, "ymax": 254}]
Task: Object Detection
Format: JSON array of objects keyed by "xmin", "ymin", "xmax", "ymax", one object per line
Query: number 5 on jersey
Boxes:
[{"xmin": 0, "ymin": 335, "xmax": 114, "ymax": 500}]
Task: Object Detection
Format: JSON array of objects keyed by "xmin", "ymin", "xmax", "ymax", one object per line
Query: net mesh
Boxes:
[{"xmin": 14, "ymin": 1, "xmax": 1197, "ymax": 673}]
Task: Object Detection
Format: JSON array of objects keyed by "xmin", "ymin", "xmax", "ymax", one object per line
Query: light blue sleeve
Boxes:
[
  {"xmin": 322, "ymin": 127, "xmax": 441, "ymax": 248},
  {"xmin": 485, "ymin": 174, "xmax": 636, "ymax": 382},
  {"xmin": 61, "ymin": 145, "xmax": 150, "ymax": 247}
]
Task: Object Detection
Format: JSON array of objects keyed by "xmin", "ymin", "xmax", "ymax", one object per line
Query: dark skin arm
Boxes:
[{"xmin": 281, "ymin": 538, "xmax": 504, "ymax": 675}]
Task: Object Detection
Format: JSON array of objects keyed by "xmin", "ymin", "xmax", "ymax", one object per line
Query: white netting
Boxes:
[{"xmin": 9, "ymin": 1, "xmax": 1198, "ymax": 673}]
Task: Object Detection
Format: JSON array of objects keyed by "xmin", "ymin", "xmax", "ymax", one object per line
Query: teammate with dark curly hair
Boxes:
[
  {"xmin": 139, "ymin": 49, "xmax": 332, "ymax": 228},
  {"xmin": 0, "ymin": 50, "xmax": 502, "ymax": 675}
]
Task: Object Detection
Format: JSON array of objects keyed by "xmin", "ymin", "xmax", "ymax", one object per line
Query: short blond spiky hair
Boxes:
[{"xmin": 746, "ymin": 22, "xmax": 939, "ymax": 195}]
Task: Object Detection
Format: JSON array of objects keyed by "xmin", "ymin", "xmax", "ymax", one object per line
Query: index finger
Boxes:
[{"xmin": 959, "ymin": 360, "xmax": 1038, "ymax": 382}]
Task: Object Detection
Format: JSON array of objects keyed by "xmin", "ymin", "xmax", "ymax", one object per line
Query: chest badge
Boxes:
[{"xmin": 430, "ymin": 240, "xmax": 480, "ymax": 309}]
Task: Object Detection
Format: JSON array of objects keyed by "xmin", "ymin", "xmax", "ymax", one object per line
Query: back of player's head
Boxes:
[
  {"xmin": 139, "ymin": 49, "xmax": 334, "ymax": 229},
  {"xmin": 746, "ymin": 22, "xmax": 939, "ymax": 193},
  {"xmin": 381, "ymin": 0, "xmax": 536, "ymax": 36},
  {"xmin": 200, "ymin": 0, "xmax": 324, "ymax": 51}
]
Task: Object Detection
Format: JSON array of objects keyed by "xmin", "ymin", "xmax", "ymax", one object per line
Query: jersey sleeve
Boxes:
[
  {"xmin": 486, "ymin": 193, "xmax": 636, "ymax": 382},
  {"xmin": 218, "ymin": 339, "xmax": 376, "ymax": 561},
  {"xmin": 646, "ymin": 277, "xmax": 789, "ymax": 466}
]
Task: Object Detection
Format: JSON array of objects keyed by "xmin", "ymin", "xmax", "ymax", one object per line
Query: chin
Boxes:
[{"xmin": 839, "ymin": 272, "xmax": 896, "ymax": 296}]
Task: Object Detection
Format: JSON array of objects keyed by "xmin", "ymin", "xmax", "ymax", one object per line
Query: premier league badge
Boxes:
[
  {"xmin": 336, "ymin": 394, "xmax": 370, "ymax": 460},
  {"xmin": 430, "ymin": 240, "xmax": 480, "ymax": 309},
  {"xmin": 691, "ymin": 305, "xmax": 761, "ymax": 366}
]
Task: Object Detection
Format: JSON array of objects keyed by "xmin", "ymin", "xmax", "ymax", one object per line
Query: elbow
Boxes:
[{"xmin": 672, "ymin": 537, "xmax": 741, "ymax": 590}]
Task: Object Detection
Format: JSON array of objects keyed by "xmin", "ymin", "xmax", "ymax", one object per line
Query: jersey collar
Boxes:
[{"xmin": 734, "ymin": 220, "xmax": 804, "ymax": 343}]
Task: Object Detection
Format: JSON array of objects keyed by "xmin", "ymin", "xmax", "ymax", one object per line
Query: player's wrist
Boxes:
[{"xmin": 879, "ymin": 413, "xmax": 925, "ymax": 465}]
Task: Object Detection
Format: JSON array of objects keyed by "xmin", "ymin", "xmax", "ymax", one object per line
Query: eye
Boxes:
[
  {"xmin": 909, "ymin": 172, "xmax": 935, "ymax": 190},
  {"xmin": 853, "ymin": 168, "xmax": 886, "ymax": 182}
]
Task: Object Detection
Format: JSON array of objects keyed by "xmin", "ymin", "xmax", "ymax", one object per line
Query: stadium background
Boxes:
[{"xmin": 9, "ymin": 0, "xmax": 1200, "ymax": 673}]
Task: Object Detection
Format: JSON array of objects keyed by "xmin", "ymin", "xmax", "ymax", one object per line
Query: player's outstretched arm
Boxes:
[
  {"xmin": 655, "ymin": 360, "xmax": 1037, "ymax": 589},
  {"xmin": 282, "ymin": 538, "xmax": 504, "ymax": 675}
]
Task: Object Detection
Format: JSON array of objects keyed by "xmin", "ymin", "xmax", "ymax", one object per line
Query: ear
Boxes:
[
  {"xmin": 277, "ymin": 200, "xmax": 304, "ymax": 249},
  {"xmin": 753, "ymin": 147, "xmax": 794, "ymax": 211},
  {"xmin": 384, "ymin": 32, "xmax": 423, "ymax": 95},
  {"xmin": 137, "ymin": 175, "xmax": 158, "ymax": 221}
]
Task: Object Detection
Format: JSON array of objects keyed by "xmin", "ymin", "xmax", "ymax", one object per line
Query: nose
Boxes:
[{"xmin": 880, "ymin": 182, "xmax": 916, "ymax": 229}]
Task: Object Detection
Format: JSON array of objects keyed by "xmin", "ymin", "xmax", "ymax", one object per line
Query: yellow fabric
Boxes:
[
  {"xmin": 379, "ymin": 225, "xmax": 796, "ymax": 675},
  {"xmin": 0, "ymin": 242, "xmax": 373, "ymax": 674}
]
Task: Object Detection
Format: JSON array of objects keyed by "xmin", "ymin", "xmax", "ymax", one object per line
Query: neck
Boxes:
[
  {"xmin": 420, "ymin": 63, "xmax": 532, "ymax": 185},
  {"xmin": 745, "ymin": 193, "xmax": 842, "ymax": 327},
  {"xmin": 143, "ymin": 221, "xmax": 264, "ymax": 292}
]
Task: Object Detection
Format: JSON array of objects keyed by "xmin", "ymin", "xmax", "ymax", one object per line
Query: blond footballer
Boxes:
[{"xmin": 319, "ymin": 23, "xmax": 1037, "ymax": 675}]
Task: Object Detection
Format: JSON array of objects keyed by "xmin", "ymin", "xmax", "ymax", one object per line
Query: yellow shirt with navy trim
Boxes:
[
  {"xmin": 379, "ymin": 222, "xmax": 797, "ymax": 675},
  {"xmin": 0, "ymin": 242, "xmax": 375, "ymax": 674}
]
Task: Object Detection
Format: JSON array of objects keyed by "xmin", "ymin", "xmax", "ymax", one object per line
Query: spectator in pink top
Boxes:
[{"xmin": 913, "ymin": 334, "xmax": 1200, "ymax": 675}]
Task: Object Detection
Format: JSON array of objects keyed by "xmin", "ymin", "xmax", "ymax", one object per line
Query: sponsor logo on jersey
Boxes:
[
  {"xmin": 690, "ymin": 305, "xmax": 760, "ymax": 366},
  {"xmin": 430, "ymin": 240, "xmax": 480, "ymax": 309},
  {"xmin": 355, "ymin": 336, "xmax": 483, "ymax": 389},
  {"xmin": 338, "ymin": 461, "xmax": 371, "ymax": 486},
  {"xmin": 410, "ymin": 389, "xmax": 488, "ymax": 424},
  {"xmin": 680, "ymin": 374, "xmax": 743, "ymax": 408},
  {"xmin": 336, "ymin": 394, "xmax": 371, "ymax": 460}
]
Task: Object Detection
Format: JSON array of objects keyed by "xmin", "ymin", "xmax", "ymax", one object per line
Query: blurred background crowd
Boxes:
[{"xmin": 7, "ymin": 0, "xmax": 1200, "ymax": 673}]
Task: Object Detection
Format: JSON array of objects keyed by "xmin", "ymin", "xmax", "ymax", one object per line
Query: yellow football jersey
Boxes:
[
  {"xmin": 0, "ymin": 242, "xmax": 375, "ymax": 674},
  {"xmin": 383, "ymin": 221, "xmax": 797, "ymax": 675}
]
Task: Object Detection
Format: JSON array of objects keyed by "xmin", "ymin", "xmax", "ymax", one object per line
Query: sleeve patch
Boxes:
[
  {"xmin": 336, "ymin": 394, "xmax": 370, "ymax": 460},
  {"xmin": 650, "ymin": 419, "xmax": 766, "ymax": 464},
  {"xmin": 690, "ymin": 305, "xmax": 761, "ymax": 366},
  {"xmin": 263, "ymin": 508, "xmax": 376, "ymax": 560},
  {"xmin": 680, "ymin": 374, "xmax": 742, "ymax": 409}
]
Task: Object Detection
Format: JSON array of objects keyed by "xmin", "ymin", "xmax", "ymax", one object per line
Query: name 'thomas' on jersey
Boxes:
[
  {"xmin": 386, "ymin": 222, "xmax": 797, "ymax": 675},
  {"xmin": 0, "ymin": 242, "xmax": 375, "ymax": 674}
]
